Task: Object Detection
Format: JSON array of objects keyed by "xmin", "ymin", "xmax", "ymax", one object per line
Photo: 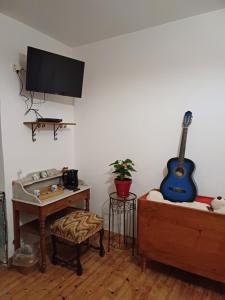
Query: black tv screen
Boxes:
[{"xmin": 26, "ymin": 46, "xmax": 85, "ymax": 98}]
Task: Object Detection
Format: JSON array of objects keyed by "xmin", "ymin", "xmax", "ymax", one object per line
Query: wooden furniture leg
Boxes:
[
  {"xmin": 99, "ymin": 229, "xmax": 105, "ymax": 257},
  {"xmin": 141, "ymin": 256, "xmax": 147, "ymax": 272},
  {"xmin": 39, "ymin": 210, "xmax": 47, "ymax": 273},
  {"xmin": 85, "ymin": 193, "xmax": 90, "ymax": 211},
  {"xmin": 12, "ymin": 188, "xmax": 90, "ymax": 274},
  {"xmin": 51, "ymin": 235, "xmax": 57, "ymax": 265},
  {"xmin": 50, "ymin": 210, "xmax": 104, "ymax": 276},
  {"xmin": 13, "ymin": 203, "xmax": 21, "ymax": 250},
  {"xmin": 76, "ymin": 244, "xmax": 83, "ymax": 276}
]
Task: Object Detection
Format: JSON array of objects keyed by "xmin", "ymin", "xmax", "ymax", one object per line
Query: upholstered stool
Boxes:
[{"xmin": 50, "ymin": 210, "xmax": 105, "ymax": 275}]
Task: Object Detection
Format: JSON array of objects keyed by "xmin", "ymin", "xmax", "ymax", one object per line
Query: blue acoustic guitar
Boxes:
[{"xmin": 160, "ymin": 111, "xmax": 197, "ymax": 202}]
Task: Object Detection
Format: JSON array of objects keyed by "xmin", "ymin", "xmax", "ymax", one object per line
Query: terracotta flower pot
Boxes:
[{"xmin": 114, "ymin": 179, "xmax": 132, "ymax": 198}]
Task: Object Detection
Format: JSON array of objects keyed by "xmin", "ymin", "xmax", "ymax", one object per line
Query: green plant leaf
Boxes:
[{"xmin": 109, "ymin": 158, "xmax": 136, "ymax": 179}]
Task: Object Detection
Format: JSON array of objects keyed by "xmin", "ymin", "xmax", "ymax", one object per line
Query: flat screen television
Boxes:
[{"xmin": 26, "ymin": 46, "xmax": 85, "ymax": 98}]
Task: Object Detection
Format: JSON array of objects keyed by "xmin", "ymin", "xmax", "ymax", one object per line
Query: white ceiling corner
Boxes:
[{"xmin": 0, "ymin": 0, "xmax": 225, "ymax": 47}]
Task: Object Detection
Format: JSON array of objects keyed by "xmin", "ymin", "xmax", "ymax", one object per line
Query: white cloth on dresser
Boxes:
[
  {"xmin": 147, "ymin": 190, "xmax": 225, "ymax": 215},
  {"xmin": 147, "ymin": 190, "xmax": 209, "ymax": 211}
]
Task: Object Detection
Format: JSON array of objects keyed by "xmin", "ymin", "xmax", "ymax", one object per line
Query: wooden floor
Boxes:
[{"xmin": 0, "ymin": 239, "xmax": 225, "ymax": 300}]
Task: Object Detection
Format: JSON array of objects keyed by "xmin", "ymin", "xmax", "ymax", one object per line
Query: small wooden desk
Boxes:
[{"xmin": 12, "ymin": 186, "xmax": 90, "ymax": 273}]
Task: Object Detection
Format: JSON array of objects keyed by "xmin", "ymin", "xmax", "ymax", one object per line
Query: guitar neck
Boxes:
[{"xmin": 178, "ymin": 127, "xmax": 188, "ymax": 165}]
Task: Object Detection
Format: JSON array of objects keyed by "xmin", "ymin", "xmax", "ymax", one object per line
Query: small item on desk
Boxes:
[
  {"xmin": 39, "ymin": 185, "xmax": 64, "ymax": 201},
  {"xmin": 50, "ymin": 184, "xmax": 58, "ymax": 192},
  {"xmin": 62, "ymin": 169, "xmax": 78, "ymax": 190},
  {"xmin": 32, "ymin": 173, "xmax": 40, "ymax": 181},
  {"xmin": 33, "ymin": 189, "xmax": 40, "ymax": 198},
  {"xmin": 40, "ymin": 170, "xmax": 48, "ymax": 178},
  {"xmin": 62, "ymin": 166, "xmax": 69, "ymax": 172},
  {"xmin": 47, "ymin": 169, "xmax": 58, "ymax": 177}
]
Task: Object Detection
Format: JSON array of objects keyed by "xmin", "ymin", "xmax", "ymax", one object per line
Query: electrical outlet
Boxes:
[{"xmin": 13, "ymin": 64, "xmax": 22, "ymax": 72}]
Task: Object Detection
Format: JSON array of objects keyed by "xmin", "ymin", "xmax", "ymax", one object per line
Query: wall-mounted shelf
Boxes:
[{"xmin": 23, "ymin": 121, "xmax": 76, "ymax": 142}]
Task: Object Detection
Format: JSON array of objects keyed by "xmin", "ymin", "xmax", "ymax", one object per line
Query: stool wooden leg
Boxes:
[
  {"xmin": 76, "ymin": 244, "xmax": 83, "ymax": 276},
  {"xmin": 51, "ymin": 235, "xmax": 58, "ymax": 265},
  {"xmin": 99, "ymin": 229, "xmax": 105, "ymax": 257}
]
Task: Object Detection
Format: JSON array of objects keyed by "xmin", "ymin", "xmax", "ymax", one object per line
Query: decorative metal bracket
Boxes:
[
  {"xmin": 24, "ymin": 122, "xmax": 75, "ymax": 142},
  {"xmin": 54, "ymin": 124, "xmax": 66, "ymax": 141},
  {"xmin": 31, "ymin": 123, "xmax": 43, "ymax": 142}
]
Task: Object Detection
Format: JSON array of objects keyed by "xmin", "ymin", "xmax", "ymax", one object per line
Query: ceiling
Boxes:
[{"xmin": 1, "ymin": 0, "xmax": 225, "ymax": 47}]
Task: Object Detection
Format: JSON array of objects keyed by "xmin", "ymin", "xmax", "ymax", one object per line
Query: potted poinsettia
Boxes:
[{"xmin": 109, "ymin": 159, "xmax": 136, "ymax": 197}]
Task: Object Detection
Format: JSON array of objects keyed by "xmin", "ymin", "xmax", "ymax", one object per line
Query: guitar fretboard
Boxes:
[{"xmin": 178, "ymin": 127, "xmax": 188, "ymax": 166}]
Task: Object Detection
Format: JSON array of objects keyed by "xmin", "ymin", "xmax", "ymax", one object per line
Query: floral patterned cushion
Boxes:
[{"xmin": 50, "ymin": 210, "xmax": 104, "ymax": 244}]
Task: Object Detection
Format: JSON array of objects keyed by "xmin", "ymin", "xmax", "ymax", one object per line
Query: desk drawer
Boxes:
[
  {"xmin": 44, "ymin": 189, "xmax": 89, "ymax": 216},
  {"xmin": 66, "ymin": 190, "xmax": 89, "ymax": 204}
]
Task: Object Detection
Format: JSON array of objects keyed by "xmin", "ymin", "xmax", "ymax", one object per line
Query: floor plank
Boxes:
[{"xmin": 0, "ymin": 239, "xmax": 225, "ymax": 300}]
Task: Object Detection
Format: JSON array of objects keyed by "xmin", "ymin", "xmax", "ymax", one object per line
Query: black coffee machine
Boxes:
[{"xmin": 62, "ymin": 169, "xmax": 79, "ymax": 190}]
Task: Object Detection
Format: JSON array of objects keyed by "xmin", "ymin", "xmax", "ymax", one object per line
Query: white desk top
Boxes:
[{"xmin": 12, "ymin": 185, "xmax": 90, "ymax": 207}]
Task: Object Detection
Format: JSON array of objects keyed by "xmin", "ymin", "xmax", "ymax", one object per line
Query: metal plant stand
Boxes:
[{"xmin": 108, "ymin": 192, "xmax": 137, "ymax": 255}]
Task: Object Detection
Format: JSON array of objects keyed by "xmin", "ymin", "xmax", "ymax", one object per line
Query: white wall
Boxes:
[
  {"xmin": 2, "ymin": 8, "xmax": 225, "ymax": 257},
  {"xmin": 0, "ymin": 101, "xmax": 5, "ymax": 191},
  {"xmin": 0, "ymin": 13, "xmax": 77, "ymax": 256},
  {"xmin": 72, "ymin": 9, "xmax": 225, "ymax": 216}
]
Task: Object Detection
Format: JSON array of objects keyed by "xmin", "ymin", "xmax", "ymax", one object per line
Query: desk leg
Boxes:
[
  {"xmin": 86, "ymin": 198, "xmax": 89, "ymax": 211},
  {"xmin": 13, "ymin": 203, "xmax": 21, "ymax": 250},
  {"xmin": 39, "ymin": 210, "xmax": 47, "ymax": 273},
  {"xmin": 85, "ymin": 190, "xmax": 90, "ymax": 211}
]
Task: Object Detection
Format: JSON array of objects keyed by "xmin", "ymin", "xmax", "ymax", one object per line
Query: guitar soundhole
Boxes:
[{"xmin": 175, "ymin": 167, "xmax": 185, "ymax": 177}]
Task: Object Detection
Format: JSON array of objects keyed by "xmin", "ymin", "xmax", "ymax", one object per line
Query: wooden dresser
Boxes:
[{"xmin": 137, "ymin": 193, "xmax": 225, "ymax": 283}]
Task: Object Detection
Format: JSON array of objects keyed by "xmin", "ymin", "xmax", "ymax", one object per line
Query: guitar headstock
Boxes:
[{"xmin": 183, "ymin": 111, "xmax": 193, "ymax": 128}]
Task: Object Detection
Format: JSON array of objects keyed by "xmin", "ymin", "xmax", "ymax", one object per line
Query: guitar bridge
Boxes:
[{"xmin": 169, "ymin": 187, "xmax": 186, "ymax": 193}]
